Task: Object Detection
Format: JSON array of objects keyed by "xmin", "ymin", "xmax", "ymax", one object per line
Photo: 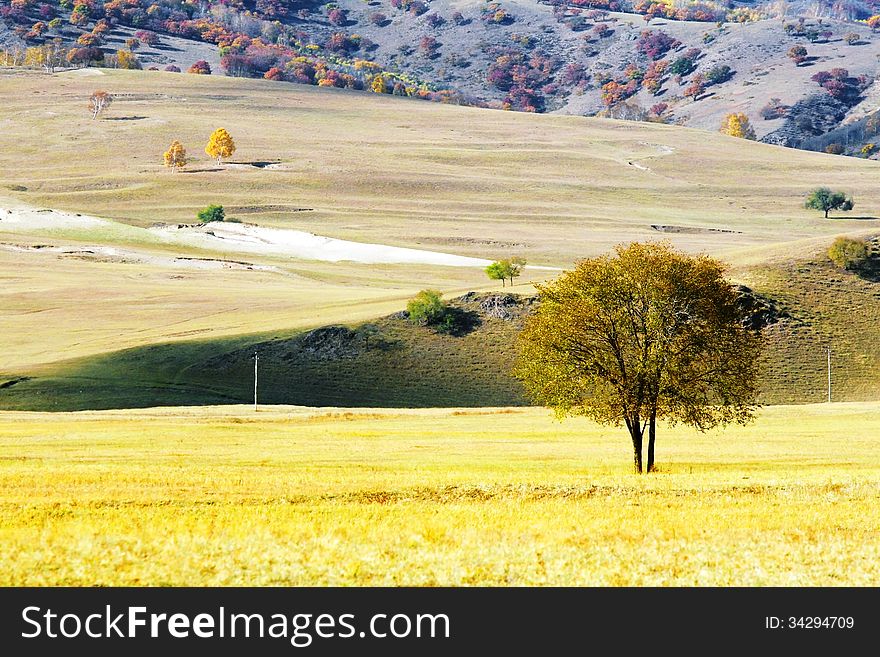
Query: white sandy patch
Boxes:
[
  {"xmin": 0, "ymin": 242, "xmax": 278, "ymax": 272},
  {"xmin": 0, "ymin": 204, "xmax": 515, "ymax": 268},
  {"xmin": 0, "ymin": 205, "xmax": 110, "ymax": 230},
  {"xmin": 64, "ymin": 68, "xmax": 105, "ymax": 76},
  {"xmin": 150, "ymin": 221, "xmax": 495, "ymax": 267}
]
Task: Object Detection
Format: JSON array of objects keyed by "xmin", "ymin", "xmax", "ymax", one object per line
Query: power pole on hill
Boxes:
[
  {"xmin": 254, "ymin": 351, "xmax": 259, "ymax": 412},
  {"xmin": 826, "ymin": 346, "xmax": 832, "ymax": 404}
]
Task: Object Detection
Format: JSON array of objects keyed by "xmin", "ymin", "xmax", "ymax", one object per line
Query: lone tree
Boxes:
[
  {"xmin": 206, "ymin": 128, "xmax": 236, "ymax": 165},
  {"xmin": 805, "ymin": 187, "xmax": 853, "ymax": 218},
  {"xmin": 188, "ymin": 60, "xmax": 211, "ymax": 74},
  {"xmin": 720, "ymin": 113, "xmax": 756, "ymax": 140},
  {"xmin": 515, "ymin": 242, "xmax": 763, "ymax": 473},
  {"xmin": 88, "ymin": 90, "xmax": 112, "ymax": 119},
  {"xmin": 163, "ymin": 140, "xmax": 187, "ymax": 172},
  {"xmin": 197, "ymin": 204, "xmax": 225, "ymax": 223},
  {"xmin": 486, "ymin": 257, "xmax": 526, "ymax": 287},
  {"xmin": 787, "ymin": 45, "xmax": 808, "ymax": 66}
]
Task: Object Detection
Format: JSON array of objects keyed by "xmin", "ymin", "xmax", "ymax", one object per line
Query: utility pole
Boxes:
[
  {"xmin": 254, "ymin": 351, "xmax": 259, "ymax": 412},
  {"xmin": 826, "ymin": 346, "xmax": 832, "ymax": 404}
]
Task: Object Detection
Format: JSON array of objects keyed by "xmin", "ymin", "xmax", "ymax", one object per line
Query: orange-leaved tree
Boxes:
[
  {"xmin": 205, "ymin": 128, "xmax": 236, "ymax": 165},
  {"xmin": 163, "ymin": 140, "xmax": 187, "ymax": 172}
]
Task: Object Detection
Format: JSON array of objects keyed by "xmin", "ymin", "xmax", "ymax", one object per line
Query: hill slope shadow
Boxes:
[{"xmin": 0, "ymin": 293, "xmax": 532, "ymax": 411}]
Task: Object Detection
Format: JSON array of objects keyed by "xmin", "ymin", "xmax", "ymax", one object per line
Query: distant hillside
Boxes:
[{"xmin": 4, "ymin": 0, "xmax": 880, "ymax": 156}]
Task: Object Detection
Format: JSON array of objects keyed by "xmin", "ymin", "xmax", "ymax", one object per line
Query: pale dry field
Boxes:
[
  {"xmin": 2, "ymin": 68, "xmax": 879, "ymax": 265},
  {"xmin": 1, "ymin": 403, "xmax": 878, "ymax": 586},
  {"xmin": 1, "ymin": 68, "xmax": 879, "ymax": 376}
]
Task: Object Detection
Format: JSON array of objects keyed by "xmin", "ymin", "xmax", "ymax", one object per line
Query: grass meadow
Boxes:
[{"xmin": 2, "ymin": 403, "xmax": 878, "ymax": 586}]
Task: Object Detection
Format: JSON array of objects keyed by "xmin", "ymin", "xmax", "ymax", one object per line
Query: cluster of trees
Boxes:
[
  {"xmin": 162, "ymin": 128, "xmax": 236, "ymax": 172},
  {"xmin": 811, "ymin": 68, "xmax": 869, "ymax": 104},
  {"xmin": 197, "ymin": 204, "xmax": 226, "ymax": 223},
  {"xmin": 486, "ymin": 50, "xmax": 556, "ymax": 112},
  {"xmin": 636, "ymin": 30, "xmax": 680, "ymax": 60},
  {"xmin": 485, "ymin": 258, "xmax": 526, "ymax": 287},
  {"xmin": 481, "ymin": 1, "xmax": 514, "ymax": 25}
]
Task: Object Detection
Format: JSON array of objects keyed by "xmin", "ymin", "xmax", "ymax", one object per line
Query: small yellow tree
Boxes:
[
  {"xmin": 205, "ymin": 128, "xmax": 236, "ymax": 165},
  {"xmin": 371, "ymin": 74, "xmax": 387, "ymax": 93},
  {"xmin": 163, "ymin": 140, "xmax": 187, "ymax": 172},
  {"xmin": 116, "ymin": 49, "xmax": 141, "ymax": 70},
  {"xmin": 720, "ymin": 113, "xmax": 756, "ymax": 140}
]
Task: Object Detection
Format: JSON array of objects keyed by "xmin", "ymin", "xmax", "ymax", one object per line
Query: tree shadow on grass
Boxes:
[{"xmin": 104, "ymin": 116, "xmax": 147, "ymax": 121}]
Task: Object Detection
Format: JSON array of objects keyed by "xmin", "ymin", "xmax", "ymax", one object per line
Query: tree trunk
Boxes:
[
  {"xmin": 626, "ymin": 416, "xmax": 643, "ymax": 474},
  {"xmin": 646, "ymin": 410, "xmax": 657, "ymax": 473},
  {"xmin": 825, "ymin": 209, "xmax": 829, "ymax": 218}
]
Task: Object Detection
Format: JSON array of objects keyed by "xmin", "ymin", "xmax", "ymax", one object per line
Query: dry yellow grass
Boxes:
[{"xmin": 2, "ymin": 403, "xmax": 878, "ymax": 586}]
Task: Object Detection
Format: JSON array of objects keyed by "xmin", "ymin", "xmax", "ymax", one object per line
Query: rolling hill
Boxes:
[{"xmin": 1, "ymin": 68, "xmax": 879, "ymax": 410}]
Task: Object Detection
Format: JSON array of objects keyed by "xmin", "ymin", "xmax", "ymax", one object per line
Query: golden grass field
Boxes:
[{"xmin": 2, "ymin": 403, "xmax": 878, "ymax": 586}]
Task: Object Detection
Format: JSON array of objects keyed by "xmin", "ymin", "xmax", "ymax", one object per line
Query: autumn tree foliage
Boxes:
[
  {"xmin": 683, "ymin": 75, "xmax": 705, "ymax": 101},
  {"xmin": 188, "ymin": 60, "xmax": 211, "ymax": 75},
  {"xmin": 811, "ymin": 69, "xmax": 867, "ymax": 103},
  {"xmin": 636, "ymin": 29, "xmax": 679, "ymax": 60},
  {"xmin": 787, "ymin": 45, "xmax": 807, "ymax": 66},
  {"xmin": 515, "ymin": 243, "xmax": 763, "ymax": 473},
  {"xmin": 163, "ymin": 140, "xmax": 187, "ymax": 172},
  {"xmin": 867, "ymin": 15, "xmax": 880, "ymax": 31},
  {"xmin": 116, "ymin": 49, "xmax": 141, "ymax": 69},
  {"xmin": 371, "ymin": 74, "xmax": 387, "ymax": 93},
  {"xmin": 88, "ymin": 90, "xmax": 112, "ymax": 119},
  {"xmin": 720, "ymin": 113, "xmax": 756, "ymax": 140},
  {"xmin": 205, "ymin": 128, "xmax": 236, "ymax": 165},
  {"xmin": 601, "ymin": 79, "xmax": 638, "ymax": 106}
]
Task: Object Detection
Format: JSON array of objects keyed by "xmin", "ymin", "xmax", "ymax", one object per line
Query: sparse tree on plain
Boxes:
[
  {"xmin": 805, "ymin": 187, "xmax": 853, "ymax": 218},
  {"xmin": 88, "ymin": 90, "xmax": 112, "ymax": 119},
  {"xmin": 163, "ymin": 140, "xmax": 187, "ymax": 172},
  {"xmin": 515, "ymin": 243, "xmax": 763, "ymax": 473},
  {"xmin": 205, "ymin": 128, "xmax": 236, "ymax": 165}
]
